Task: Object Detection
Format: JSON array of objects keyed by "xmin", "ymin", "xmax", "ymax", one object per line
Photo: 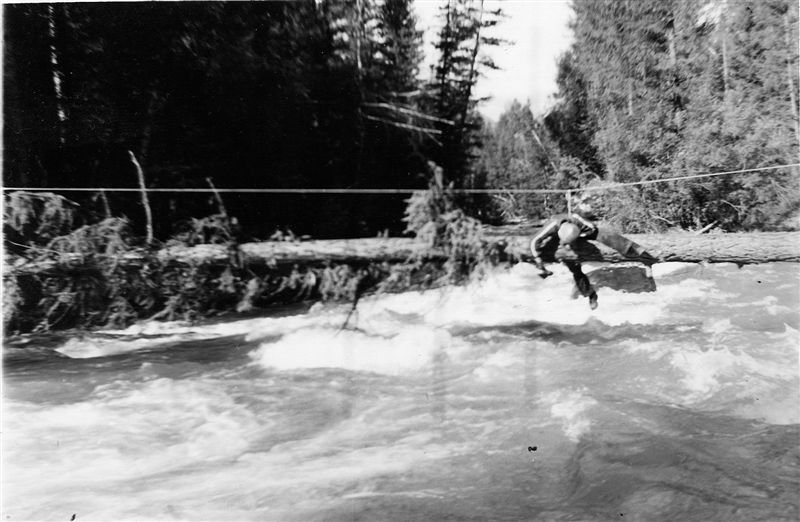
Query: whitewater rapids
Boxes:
[{"xmin": 3, "ymin": 262, "xmax": 799, "ymax": 521}]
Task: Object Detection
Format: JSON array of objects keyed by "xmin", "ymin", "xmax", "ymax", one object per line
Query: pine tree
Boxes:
[
  {"xmin": 679, "ymin": 0, "xmax": 800, "ymax": 228},
  {"xmin": 551, "ymin": 0, "xmax": 799, "ymax": 230},
  {"xmin": 424, "ymin": 0, "xmax": 502, "ymax": 189},
  {"xmin": 544, "ymin": 50, "xmax": 602, "ymax": 176}
]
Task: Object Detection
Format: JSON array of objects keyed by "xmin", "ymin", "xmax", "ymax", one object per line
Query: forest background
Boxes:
[
  {"xmin": 3, "ymin": 0, "xmax": 800, "ymax": 238},
  {"xmin": 3, "ymin": 0, "xmax": 799, "ymax": 334},
  {"xmin": 4, "ymin": 0, "xmax": 799, "ymax": 241}
]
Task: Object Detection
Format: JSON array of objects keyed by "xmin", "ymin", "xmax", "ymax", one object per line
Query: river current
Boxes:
[{"xmin": 3, "ymin": 262, "xmax": 799, "ymax": 521}]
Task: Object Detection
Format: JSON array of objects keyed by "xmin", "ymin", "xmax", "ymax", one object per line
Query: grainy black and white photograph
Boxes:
[{"xmin": 2, "ymin": 0, "xmax": 799, "ymax": 520}]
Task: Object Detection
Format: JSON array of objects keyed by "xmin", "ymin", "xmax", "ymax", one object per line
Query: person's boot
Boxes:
[{"xmin": 588, "ymin": 291, "xmax": 598, "ymax": 310}]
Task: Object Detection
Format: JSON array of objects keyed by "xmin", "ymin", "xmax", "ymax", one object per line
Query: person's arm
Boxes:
[
  {"xmin": 571, "ymin": 213, "xmax": 598, "ymax": 239},
  {"xmin": 530, "ymin": 220, "xmax": 557, "ymax": 259},
  {"xmin": 530, "ymin": 220, "xmax": 558, "ymax": 277}
]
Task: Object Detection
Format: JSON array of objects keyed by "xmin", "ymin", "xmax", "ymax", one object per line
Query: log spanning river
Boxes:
[{"xmin": 3, "ymin": 262, "xmax": 799, "ymax": 521}]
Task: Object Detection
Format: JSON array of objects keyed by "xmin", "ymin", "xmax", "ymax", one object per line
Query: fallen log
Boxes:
[
  {"xmin": 5, "ymin": 230, "xmax": 800, "ymax": 277},
  {"xmin": 5, "ymin": 229, "xmax": 798, "ymax": 335},
  {"xmin": 161, "ymin": 238, "xmax": 432, "ymax": 266},
  {"xmin": 162, "ymin": 230, "xmax": 800, "ymax": 267},
  {"xmin": 496, "ymin": 230, "xmax": 800, "ymax": 265}
]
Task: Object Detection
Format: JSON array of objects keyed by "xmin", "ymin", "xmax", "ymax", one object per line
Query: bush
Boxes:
[
  {"xmin": 574, "ymin": 166, "xmax": 800, "ymax": 233},
  {"xmin": 2, "ymin": 168, "xmax": 509, "ymax": 336},
  {"xmin": 4, "ymin": 192, "xmax": 80, "ymax": 253},
  {"xmin": 403, "ymin": 163, "xmax": 497, "ymax": 282}
]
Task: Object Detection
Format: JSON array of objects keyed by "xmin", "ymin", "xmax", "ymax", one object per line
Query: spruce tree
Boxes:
[{"xmin": 424, "ymin": 0, "xmax": 502, "ymax": 189}]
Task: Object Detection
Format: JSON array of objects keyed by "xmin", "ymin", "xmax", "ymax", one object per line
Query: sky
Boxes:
[{"xmin": 413, "ymin": 0, "xmax": 574, "ymax": 122}]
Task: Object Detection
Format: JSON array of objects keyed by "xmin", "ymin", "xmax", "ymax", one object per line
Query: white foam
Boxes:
[
  {"xmin": 250, "ymin": 326, "xmax": 452, "ymax": 375},
  {"xmin": 8, "ymin": 262, "xmax": 799, "ymax": 521},
  {"xmin": 544, "ymin": 389, "xmax": 598, "ymax": 442},
  {"xmin": 622, "ymin": 339, "xmax": 672, "ymax": 360},
  {"xmin": 670, "ymin": 347, "xmax": 738, "ymax": 398},
  {"xmin": 659, "ymin": 276, "xmax": 719, "ymax": 300},
  {"xmin": 101, "ymin": 316, "xmax": 267, "ymax": 338},
  {"xmin": 355, "ymin": 263, "xmax": 669, "ymax": 330},
  {"xmin": 471, "ymin": 345, "xmax": 525, "ymax": 382},
  {"xmin": 4, "ymin": 378, "xmax": 261, "ymax": 487},
  {"xmin": 651, "ymin": 262, "xmax": 703, "ymax": 279},
  {"xmin": 669, "ymin": 339, "xmax": 799, "ymax": 403},
  {"xmin": 243, "ymin": 314, "xmax": 333, "ymax": 341},
  {"xmin": 774, "ymin": 323, "xmax": 800, "ymax": 340},
  {"xmin": 56, "ymin": 335, "xmax": 187, "ymax": 359},
  {"xmin": 58, "ymin": 260, "xmax": 707, "ymax": 361},
  {"xmin": 59, "ymin": 315, "xmax": 291, "ymax": 358}
]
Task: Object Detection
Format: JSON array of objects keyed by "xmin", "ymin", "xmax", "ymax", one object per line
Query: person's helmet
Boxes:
[{"xmin": 557, "ymin": 222, "xmax": 581, "ymax": 244}]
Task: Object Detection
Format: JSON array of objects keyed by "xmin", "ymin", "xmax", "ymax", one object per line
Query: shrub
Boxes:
[
  {"xmin": 4, "ymin": 192, "xmax": 79, "ymax": 253},
  {"xmin": 403, "ymin": 163, "xmax": 496, "ymax": 282}
]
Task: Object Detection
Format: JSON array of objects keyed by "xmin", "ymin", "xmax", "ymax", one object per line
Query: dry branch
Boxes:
[{"xmin": 129, "ymin": 151, "xmax": 153, "ymax": 244}]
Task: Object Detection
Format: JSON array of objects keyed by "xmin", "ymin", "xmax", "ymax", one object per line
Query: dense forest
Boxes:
[
  {"xmin": 4, "ymin": 0, "xmax": 503, "ymax": 240},
  {"xmin": 3, "ymin": 0, "xmax": 799, "ymax": 241},
  {"xmin": 3, "ymin": 0, "xmax": 799, "ymax": 334},
  {"xmin": 478, "ymin": 0, "xmax": 800, "ymax": 232}
]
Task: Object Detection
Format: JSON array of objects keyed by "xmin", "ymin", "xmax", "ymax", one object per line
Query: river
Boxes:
[{"xmin": 3, "ymin": 262, "xmax": 799, "ymax": 521}]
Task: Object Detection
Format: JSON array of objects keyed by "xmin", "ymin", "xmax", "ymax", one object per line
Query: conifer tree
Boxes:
[
  {"xmin": 551, "ymin": 0, "xmax": 798, "ymax": 230},
  {"xmin": 424, "ymin": 0, "xmax": 502, "ymax": 189}
]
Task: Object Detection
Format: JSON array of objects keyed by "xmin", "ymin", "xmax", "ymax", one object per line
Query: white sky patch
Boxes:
[{"xmin": 414, "ymin": 0, "xmax": 574, "ymax": 121}]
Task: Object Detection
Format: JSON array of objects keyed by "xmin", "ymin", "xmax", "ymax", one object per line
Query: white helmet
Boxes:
[{"xmin": 557, "ymin": 222, "xmax": 581, "ymax": 244}]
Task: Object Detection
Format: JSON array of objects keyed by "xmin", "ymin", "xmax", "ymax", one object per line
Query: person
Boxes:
[{"xmin": 530, "ymin": 212, "xmax": 600, "ymax": 310}]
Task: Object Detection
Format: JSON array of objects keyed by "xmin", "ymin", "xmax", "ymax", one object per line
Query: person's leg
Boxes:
[
  {"xmin": 535, "ymin": 241, "xmax": 558, "ymax": 278},
  {"xmin": 564, "ymin": 260, "xmax": 598, "ymax": 309}
]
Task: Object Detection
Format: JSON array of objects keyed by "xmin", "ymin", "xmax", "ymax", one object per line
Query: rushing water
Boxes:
[{"xmin": 3, "ymin": 262, "xmax": 799, "ymax": 521}]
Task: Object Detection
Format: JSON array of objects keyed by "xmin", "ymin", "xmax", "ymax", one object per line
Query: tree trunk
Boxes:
[
  {"xmin": 47, "ymin": 4, "xmax": 66, "ymax": 145},
  {"xmin": 139, "ymin": 89, "xmax": 163, "ymax": 167},
  {"xmin": 9, "ymin": 231, "xmax": 799, "ymax": 278},
  {"xmin": 667, "ymin": 24, "xmax": 677, "ymax": 67},
  {"xmin": 528, "ymin": 126, "xmax": 559, "ymax": 177},
  {"xmin": 206, "ymin": 177, "xmax": 228, "ymax": 218},
  {"xmin": 721, "ymin": 11, "xmax": 729, "ymax": 100},
  {"xmin": 353, "ymin": 0, "xmax": 366, "ymax": 186},
  {"xmin": 354, "ymin": 0, "xmax": 363, "ymax": 75},
  {"xmin": 627, "ymin": 78, "xmax": 634, "ymax": 117},
  {"xmin": 493, "ymin": 230, "xmax": 800, "ymax": 265},
  {"xmin": 129, "ymin": 151, "xmax": 154, "ymax": 245},
  {"xmin": 155, "ymin": 230, "xmax": 800, "ymax": 267},
  {"xmin": 460, "ymin": 0, "xmax": 484, "ymax": 129},
  {"xmin": 785, "ymin": 12, "xmax": 800, "ymax": 151},
  {"xmin": 99, "ymin": 190, "xmax": 111, "ymax": 218}
]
